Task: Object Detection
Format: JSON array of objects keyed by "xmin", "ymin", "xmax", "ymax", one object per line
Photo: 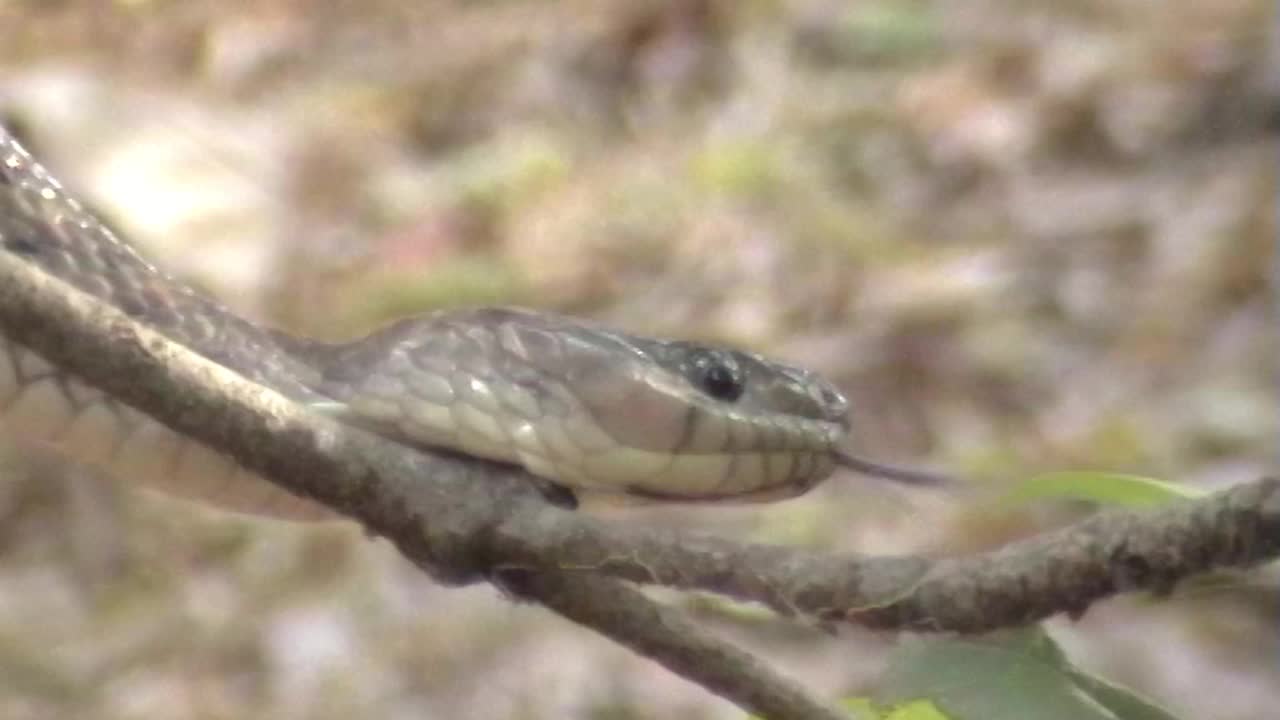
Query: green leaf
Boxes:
[
  {"xmin": 747, "ymin": 696, "xmax": 874, "ymax": 720},
  {"xmin": 1004, "ymin": 472, "xmax": 1204, "ymax": 508},
  {"xmin": 883, "ymin": 699, "xmax": 952, "ymax": 720},
  {"xmin": 1066, "ymin": 668, "xmax": 1186, "ymax": 720},
  {"xmin": 840, "ymin": 697, "xmax": 880, "ymax": 719},
  {"xmin": 874, "ymin": 627, "xmax": 1186, "ymax": 720},
  {"xmin": 748, "ymin": 696, "xmax": 952, "ymax": 720}
]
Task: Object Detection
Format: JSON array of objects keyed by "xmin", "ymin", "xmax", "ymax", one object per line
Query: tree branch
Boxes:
[{"xmin": 488, "ymin": 477, "xmax": 1280, "ymax": 631}]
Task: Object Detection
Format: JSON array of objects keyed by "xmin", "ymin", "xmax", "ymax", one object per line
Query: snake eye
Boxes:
[{"xmin": 691, "ymin": 353, "xmax": 744, "ymax": 402}]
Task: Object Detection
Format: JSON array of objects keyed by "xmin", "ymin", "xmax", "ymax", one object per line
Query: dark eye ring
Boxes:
[{"xmin": 693, "ymin": 355, "xmax": 744, "ymax": 402}]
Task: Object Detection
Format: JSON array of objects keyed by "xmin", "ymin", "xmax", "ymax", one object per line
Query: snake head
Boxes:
[
  {"xmin": 316, "ymin": 308, "xmax": 854, "ymax": 502},
  {"xmin": 316, "ymin": 307, "xmax": 942, "ymax": 504}
]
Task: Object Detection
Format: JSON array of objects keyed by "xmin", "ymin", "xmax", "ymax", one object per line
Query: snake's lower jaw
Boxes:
[
  {"xmin": 530, "ymin": 444, "xmax": 840, "ymax": 505},
  {"xmin": 610, "ymin": 457, "xmax": 835, "ymax": 504}
]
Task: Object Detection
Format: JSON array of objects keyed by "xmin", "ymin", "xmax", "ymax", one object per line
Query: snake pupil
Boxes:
[{"xmin": 694, "ymin": 354, "xmax": 744, "ymax": 402}]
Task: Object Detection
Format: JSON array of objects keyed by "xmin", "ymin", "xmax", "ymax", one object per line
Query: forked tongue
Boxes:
[{"xmin": 834, "ymin": 450, "xmax": 954, "ymax": 487}]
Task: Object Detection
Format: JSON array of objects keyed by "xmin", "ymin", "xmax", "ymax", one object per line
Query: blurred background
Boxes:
[{"xmin": 0, "ymin": 1, "xmax": 1274, "ymax": 718}]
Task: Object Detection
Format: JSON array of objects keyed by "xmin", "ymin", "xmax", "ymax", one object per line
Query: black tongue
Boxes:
[{"xmin": 834, "ymin": 450, "xmax": 954, "ymax": 487}]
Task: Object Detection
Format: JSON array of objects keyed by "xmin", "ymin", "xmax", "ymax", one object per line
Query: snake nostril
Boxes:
[
  {"xmin": 819, "ymin": 386, "xmax": 846, "ymax": 409},
  {"xmin": 816, "ymin": 385, "xmax": 850, "ymax": 426}
]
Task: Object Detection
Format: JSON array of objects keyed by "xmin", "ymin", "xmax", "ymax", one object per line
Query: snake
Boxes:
[{"xmin": 0, "ymin": 126, "xmax": 945, "ymax": 522}]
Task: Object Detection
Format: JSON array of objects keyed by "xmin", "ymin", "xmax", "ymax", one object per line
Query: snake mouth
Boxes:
[{"xmin": 833, "ymin": 449, "xmax": 954, "ymax": 487}]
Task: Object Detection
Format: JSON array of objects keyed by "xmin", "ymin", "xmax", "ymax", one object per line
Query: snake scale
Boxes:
[{"xmin": 0, "ymin": 126, "xmax": 942, "ymax": 522}]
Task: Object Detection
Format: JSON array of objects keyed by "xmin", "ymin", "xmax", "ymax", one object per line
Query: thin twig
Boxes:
[
  {"xmin": 509, "ymin": 572, "xmax": 849, "ymax": 720},
  {"xmin": 490, "ymin": 479, "xmax": 1280, "ymax": 631}
]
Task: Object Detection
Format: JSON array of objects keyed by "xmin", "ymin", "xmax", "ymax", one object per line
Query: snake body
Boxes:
[{"xmin": 0, "ymin": 127, "xmax": 864, "ymax": 521}]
